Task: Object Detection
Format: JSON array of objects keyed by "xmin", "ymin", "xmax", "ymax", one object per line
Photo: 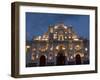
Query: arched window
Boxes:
[{"xmin": 58, "ymin": 35, "xmax": 64, "ymax": 41}]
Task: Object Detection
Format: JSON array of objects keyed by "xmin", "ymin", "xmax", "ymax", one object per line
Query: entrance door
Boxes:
[
  {"xmin": 40, "ymin": 55, "xmax": 46, "ymax": 66},
  {"xmin": 75, "ymin": 54, "xmax": 81, "ymax": 64},
  {"xmin": 56, "ymin": 52, "xmax": 65, "ymax": 65}
]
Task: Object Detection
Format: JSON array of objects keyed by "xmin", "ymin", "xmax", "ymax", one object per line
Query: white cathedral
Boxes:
[{"xmin": 26, "ymin": 23, "xmax": 89, "ymax": 67}]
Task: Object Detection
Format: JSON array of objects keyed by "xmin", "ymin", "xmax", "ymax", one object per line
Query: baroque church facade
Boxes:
[{"xmin": 26, "ymin": 23, "xmax": 89, "ymax": 67}]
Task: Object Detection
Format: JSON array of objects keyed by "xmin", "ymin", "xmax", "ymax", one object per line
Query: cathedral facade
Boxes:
[{"xmin": 26, "ymin": 23, "xmax": 89, "ymax": 67}]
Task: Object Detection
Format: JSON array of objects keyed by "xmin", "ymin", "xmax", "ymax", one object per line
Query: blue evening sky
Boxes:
[{"xmin": 26, "ymin": 12, "xmax": 89, "ymax": 41}]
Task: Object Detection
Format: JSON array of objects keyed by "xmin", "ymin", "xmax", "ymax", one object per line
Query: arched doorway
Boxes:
[
  {"xmin": 40, "ymin": 55, "xmax": 46, "ymax": 66},
  {"xmin": 56, "ymin": 52, "xmax": 65, "ymax": 65},
  {"xmin": 75, "ymin": 54, "xmax": 81, "ymax": 64},
  {"xmin": 56, "ymin": 44, "xmax": 66, "ymax": 65}
]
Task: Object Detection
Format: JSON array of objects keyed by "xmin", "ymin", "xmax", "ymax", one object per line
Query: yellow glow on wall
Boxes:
[
  {"xmin": 49, "ymin": 56, "xmax": 52, "ymax": 60},
  {"xmin": 85, "ymin": 48, "xmax": 88, "ymax": 51},
  {"xmin": 32, "ymin": 48, "xmax": 36, "ymax": 51},
  {"xmin": 74, "ymin": 38, "xmax": 79, "ymax": 41},
  {"xmin": 50, "ymin": 28, "xmax": 53, "ymax": 33},
  {"xmin": 68, "ymin": 36, "xmax": 71, "ymax": 39},
  {"xmin": 54, "ymin": 26, "xmax": 58, "ymax": 29},
  {"xmin": 56, "ymin": 44, "xmax": 66, "ymax": 51},
  {"xmin": 62, "ymin": 47, "xmax": 66, "ymax": 50},
  {"xmin": 56, "ymin": 46, "xmax": 59, "ymax": 50},
  {"xmin": 75, "ymin": 45, "xmax": 81, "ymax": 50},
  {"xmin": 26, "ymin": 45, "xmax": 30, "ymax": 49},
  {"xmin": 36, "ymin": 55, "xmax": 39, "ymax": 59},
  {"xmin": 70, "ymin": 56, "xmax": 73, "ymax": 59},
  {"xmin": 31, "ymin": 55, "xmax": 35, "ymax": 61},
  {"xmin": 53, "ymin": 33, "xmax": 57, "ymax": 39},
  {"xmin": 50, "ymin": 47, "xmax": 53, "ymax": 51},
  {"xmin": 64, "ymin": 26, "xmax": 67, "ymax": 29},
  {"xmin": 65, "ymin": 36, "xmax": 67, "ymax": 39},
  {"xmin": 75, "ymin": 52, "xmax": 84, "ymax": 57}
]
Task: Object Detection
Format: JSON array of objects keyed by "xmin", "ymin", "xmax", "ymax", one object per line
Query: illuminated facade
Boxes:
[{"xmin": 26, "ymin": 23, "xmax": 89, "ymax": 67}]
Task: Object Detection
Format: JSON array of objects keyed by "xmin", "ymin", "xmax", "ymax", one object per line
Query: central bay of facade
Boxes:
[{"xmin": 26, "ymin": 23, "xmax": 89, "ymax": 67}]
